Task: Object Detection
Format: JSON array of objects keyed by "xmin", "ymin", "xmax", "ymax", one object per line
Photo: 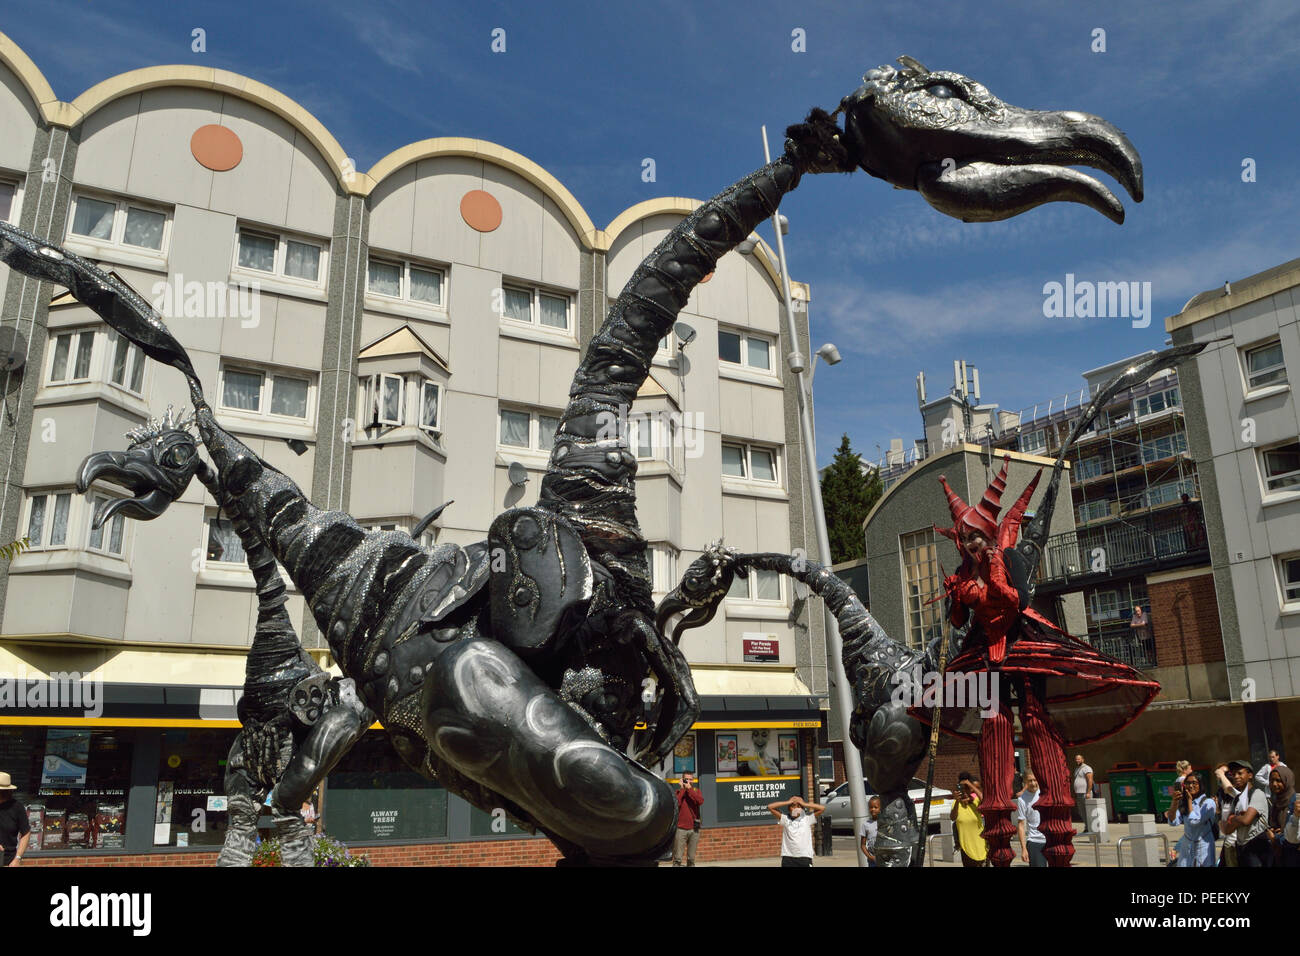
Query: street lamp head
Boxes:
[
  {"xmin": 776, "ymin": 214, "xmax": 789, "ymax": 235},
  {"xmin": 816, "ymin": 343, "xmax": 842, "ymax": 366}
]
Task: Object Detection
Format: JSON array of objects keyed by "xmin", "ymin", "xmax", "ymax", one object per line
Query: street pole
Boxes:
[{"xmin": 762, "ymin": 127, "xmax": 869, "ymax": 866}]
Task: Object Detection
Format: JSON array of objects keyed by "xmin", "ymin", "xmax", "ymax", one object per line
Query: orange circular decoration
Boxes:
[
  {"xmin": 700, "ymin": 271, "xmax": 714, "ymax": 283},
  {"xmin": 460, "ymin": 190, "xmax": 503, "ymax": 232},
  {"xmin": 190, "ymin": 125, "xmax": 243, "ymax": 171}
]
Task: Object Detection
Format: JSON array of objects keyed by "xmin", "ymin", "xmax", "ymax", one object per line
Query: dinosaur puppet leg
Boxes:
[
  {"xmin": 1020, "ymin": 678, "xmax": 1075, "ymax": 867},
  {"xmin": 216, "ymin": 740, "xmax": 259, "ymax": 867},
  {"xmin": 977, "ymin": 693, "xmax": 1017, "ymax": 867},
  {"xmin": 421, "ymin": 639, "xmax": 676, "ymax": 864}
]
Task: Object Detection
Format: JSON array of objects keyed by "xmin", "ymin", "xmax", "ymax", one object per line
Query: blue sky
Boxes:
[{"xmin": 7, "ymin": 0, "xmax": 1299, "ymax": 466}]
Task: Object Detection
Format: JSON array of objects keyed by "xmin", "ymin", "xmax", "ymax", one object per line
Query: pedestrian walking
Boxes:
[
  {"xmin": 1280, "ymin": 792, "xmax": 1300, "ymax": 868},
  {"xmin": 1214, "ymin": 763, "xmax": 1239, "ymax": 866},
  {"xmin": 671, "ymin": 772, "xmax": 703, "ymax": 866},
  {"xmin": 1164, "ymin": 772, "xmax": 1214, "ymax": 866},
  {"xmin": 0, "ymin": 772, "xmax": 30, "ymax": 867},
  {"xmin": 1073, "ymin": 754, "xmax": 1094, "ymax": 828},
  {"xmin": 1015, "ymin": 771, "xmax": 1047, "ymax": 867},
  {"xmin": 767, "ymin": 794, "xmax": 824, "ymax": 867},
  {"xmin": 1223, "ymin": 759, "xmax": 1272, "ymax": 867}
]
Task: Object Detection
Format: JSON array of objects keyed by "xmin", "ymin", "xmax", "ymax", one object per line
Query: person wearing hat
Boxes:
[
  {"xmin": 1222, "ymin": 758, "xmax": 1272, "ymax": 867},
  {"xmin": 0, "ymin": 772, "xmax": 31, "ymax": 867}
]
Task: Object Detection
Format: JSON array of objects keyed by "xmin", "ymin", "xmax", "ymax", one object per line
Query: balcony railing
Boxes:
[
  {"xmin": 1041, "ymin": 505, "xmax": 1208, "ymax": 584},
  {"xmin": 1091, "ymin": 623, "xmax": 1157, "ymax": 670}
]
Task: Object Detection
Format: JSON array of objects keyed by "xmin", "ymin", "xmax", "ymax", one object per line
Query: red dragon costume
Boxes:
[{"xmin": 930, "ymin": 456, "xmax": 1160, "ymax": 867}]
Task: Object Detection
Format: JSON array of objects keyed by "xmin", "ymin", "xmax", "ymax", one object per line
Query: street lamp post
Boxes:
[{"xmin": 760, "ymin": 126, "xmax": 870, "ymax": 867}]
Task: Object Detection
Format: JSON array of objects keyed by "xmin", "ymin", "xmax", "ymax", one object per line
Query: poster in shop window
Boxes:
[
  {"xmin": 39, "ymin": 729, "xmax": 90, "ymax": 788},
  {"xmin": 736, "ymin": 729, "xmax": 782, "ymax": 777},
  {"xmin": 673, "ymin": 733, "xmax": 696, "ymax": 775},
  {"xmin": 716, "ymin": 734, "xmax": 738, "ymax": 774},
  {"xmin": 779, "ymin": 733, "xmax": 799, "ymax": 772}
]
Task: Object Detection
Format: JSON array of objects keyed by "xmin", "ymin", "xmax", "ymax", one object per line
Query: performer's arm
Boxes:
[{"xmin": 984, "ymin": 548, "xmax": 1022, "ymax": 608}]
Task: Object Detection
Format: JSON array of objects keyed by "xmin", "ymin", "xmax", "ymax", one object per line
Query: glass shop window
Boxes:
[
  {"xmin": 324, "ymin": 730, "xmax": 448, "ymax": 843},
  {"xmin": 0, "ymin": 727, "xmax": 134, "ymax": 852},
  {"xmin": 155, "ymin": 729, "xmax": 239, "ymax": 848}
]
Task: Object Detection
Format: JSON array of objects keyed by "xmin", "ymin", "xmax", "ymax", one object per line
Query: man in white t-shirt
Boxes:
[
  {"xmin": 767, "ymin": 793, "xmax": 825, "ymax": 867},
  {"xmin": 1254, "ymin": 750, "xmax": 1286, "ymax": 790},
  {"xmin": 1073, "ymin": 754, "xmax": 1094, "ymax": 829},
  {"xmin": 1016, "ymin": 771, "xmax": 1048, "ymax": 867}
]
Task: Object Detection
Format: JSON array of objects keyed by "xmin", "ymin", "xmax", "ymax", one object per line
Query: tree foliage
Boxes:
[{"xmin": 820, "ymin": 435, "xmax": 882, "ymax": 564}]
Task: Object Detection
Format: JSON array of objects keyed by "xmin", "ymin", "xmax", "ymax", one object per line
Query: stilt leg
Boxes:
[
  {"xmin": 1022, "ymin": 681, "xmax": 1075, "ymax": 867},
  {"xmin": 977, "ymin": 696, "xmax": 1016, "ymax": 867}
]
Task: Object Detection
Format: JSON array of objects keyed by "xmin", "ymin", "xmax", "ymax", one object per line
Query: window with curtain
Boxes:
[
  {"xmin": 68, "ymin": 195, "xmax": 169, "ymax": 253},
  {"xmin": 221, "ymin": 369, "xmax": 263, "ymax": 412},
  {"xmin": 86, "ymin": 496, "xmax": 126, "ymax": 556},
  {"xmin": 502, "ymin": 287, "xmax": 532, "ymax": 323},
  {"xmin": 420, "ymin": 382, "xmax": 440, "ymax": 431},
  {"xmin": 284, "ymin": 240, "xmax": 320, "ymax": 281},
  {"xmin": 500, "ymin": 285, "xmax": 570, "ymax": 332},
  {"xmin": 70, "ymin": 197, "xmax": 115, "ymax": 240},
  {"xmin": 380, "ymin": 376, "xmax": 403, "ymax": 425},
  {"xmin": 367, "ymin": 259, "xmax": 402, "ymax": 297},
  {"xmin": 537, "ymin": 415, "xmax": 560, "ymax": 450},
  {"xmin": 48, "ymin": 331, "xmax": 96, "ymax": 384},
  {"xmin": 409, "ymin": 267, "xmax": 442, "ymax": 305},
  {"xmin": 122, "ymin": 207, "xmax": 164, "ymax": 250},
  {"xmin": 900, "ymin": 528, "xmax": 944, "ymax": 649},
  {"xmin": 26, "ymin": 492, "xmax": 72, "ymax": 550},
  {"xmin": 538, "ymin": 293, "xmax": 568, "ymax": 329},
  {"xmin": 107, "ymin": 334, "xmax": 146, "ymax": 394},
  {"xmin": 270, "ymin": 377, "xmax": 309, "ymax": 418},
  {"xmin": 237, "ymin": 232, "xmax": 276, "ymax": 272},
  {"xmin": 500, "ymin": 409, "xmax": 530, "ymax": 447}
]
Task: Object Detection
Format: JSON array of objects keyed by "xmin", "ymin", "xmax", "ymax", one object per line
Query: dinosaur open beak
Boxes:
[
  {"xmin": 76, "ymin": 450, "xmax": 175, "ymax": 527},
  {"xmin": 914, "ymin": 108, "xmax": 1143, "ymax": 224}
]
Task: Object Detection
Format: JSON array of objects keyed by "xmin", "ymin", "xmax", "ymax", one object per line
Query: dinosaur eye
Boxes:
[
  {"xmin": 162, "ymin": 445, "xmax": 194, "ymax": 468},
  {"xmin": 928, "ymin": 82, "xmax": 961, "ymax": 99}
]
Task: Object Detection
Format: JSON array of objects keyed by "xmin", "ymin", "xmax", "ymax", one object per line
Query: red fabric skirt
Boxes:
[{"xmin": 913, "ymin": 619, "xmax": 1160, "ymax": 746}]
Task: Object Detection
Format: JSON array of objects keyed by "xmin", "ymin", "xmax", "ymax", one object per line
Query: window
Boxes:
[
  {"xmin": 26, "ymin": 491, "xmax": 72, "ymax": 550},
  {"xmin": 68, "ymin": 193, "xmax": 168, "ymax": 252},
  {"xmin": 358, "ymin": 373, "xmax": 443, "ymax": 434},
  {"xmin": 365, "ymin": 521, "xmax": 437, "ymax": 550},
  {"xmin": 498, "ymin": 407, "xmax": 561, "ymax": 452},
  {"xmin": 500, "ymin": 284, "xmax": 570, "ymax": 332},
  {"xmin": 1088, "ymin": 589, "xmax": 1122, "ymax": 621},
  {"xmin": 718, "ymin": 328, "xmax": 773, "ymax": 371},
  {"xmin": 1019, "ymin": 428, "xmax": 1047, "ymax": 455},
  {"xmin": 24, "ymin": 490, "xmax": 127, "ymax": 558},
  {"xmin": 649, "ymin": 544, "xmax": 679, "ymax": 595},
  {"xmin": 628, "ymin": 412, "xmax": 677, "ymax": 466},
  {"xmin": 0, "ymin": 179, "xmax": 17, "ymax": 223},
  {"xmin": 1145, "ymin": 479, "xmax": 1197, "ymax": 508},
  {"xmin": 1078, "ymin": 499, "xmax": 1111, "ymax": 523},
  {"xmin": 235, "ymin": 227, "xmax": 325, "ymax": 285},
  {"xmin": 1140, "ymin": 431, "xmax": 1188, "ymax": 463},
  {"xmin": 1134, "ymin": 386, "xmax": 1180, "ymax": 418},
  {"xmin": 1077, "ymin": 456, "xmax": 1105, "ymax": 480},
  {"xmin": 1280, "ymin": 554, "xmax": 1300, "ymax": 604},
  {"xmin": 1262, "ymin": 441, "xmax": 1300, "ymax": 494},
  {"xmin": 205, "ymin": 517, "xmax": 248, "ymax": 566},
  {"xmin": 107, "ymin": 333, "xmax": 146, "ymax": 394},
  {"xmin": 726, "ymin": 567, "xmax": 783, "ymax": 603},
  {"xmin": 1244, "ymin": 340, "xmax": 1287, "ymax": 391},
  {"xmin": 47, "ymin": 330, "xmax": 96, "ymax": 384},
  {"xmin": 900, "ymin": 529, "xmax": 943, "ymax": 650},
  {"xmin": 219, "ymin": 365, "xmax": 313, "ymax": 422},
  {"xmin": 367, "ymin": 256, "xmax": 444, "ymax": 307},
  {"xmin": 85, "ymin": 495, "xmax": 126, "ymax": 556},
  {"xmin": 721, "ymin": 442, "xmax": 779, "ymax": 483}
]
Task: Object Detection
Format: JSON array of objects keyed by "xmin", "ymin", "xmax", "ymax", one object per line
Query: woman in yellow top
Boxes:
[{"xmin": 950, "ymin": 774, "xmax": 989, "ymax": 867}]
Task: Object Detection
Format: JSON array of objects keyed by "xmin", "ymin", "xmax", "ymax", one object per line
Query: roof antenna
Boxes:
[{"xmin": 1223, "ymin": 281, "xmax": 1231, "ymax": 295}]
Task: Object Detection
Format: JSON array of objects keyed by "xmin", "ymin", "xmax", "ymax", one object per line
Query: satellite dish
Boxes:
[
  {"xmin": 0, "ymin": 327, "xmax": 27, "ymax": 373},
  {"xmin": 507, "ymin": 461, "xmax": 529, "ymax": 487},
  {"xmin": 673, "ymin": 322, "xmax": 696, "ymax": 347}
]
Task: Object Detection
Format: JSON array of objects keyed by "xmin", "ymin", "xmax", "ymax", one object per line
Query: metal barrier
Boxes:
[
  {"xmin": 1077, "ymin": 831, "xmax": 1104, "ymax": 867},
  {"xmin": 1116, "ymin": 832, "xmax": 1169, "ymax": 867}
]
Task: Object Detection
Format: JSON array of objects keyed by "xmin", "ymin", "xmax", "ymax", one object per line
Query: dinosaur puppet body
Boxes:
[{"xmin": 0, "ymin": 56, "xmax": 1152, "ymax": 863}]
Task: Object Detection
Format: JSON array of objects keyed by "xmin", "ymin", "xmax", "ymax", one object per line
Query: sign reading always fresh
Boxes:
[
  {"xmin": 742, "ymin": 636, "xmax": 779, "ymax": 662},
  {"xmin": 715, "ymin": 777, "xmax": 802, "ymax": 823}
]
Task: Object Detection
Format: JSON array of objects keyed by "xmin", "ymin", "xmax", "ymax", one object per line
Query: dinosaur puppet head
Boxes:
[
  {"xmin": 75, "ymin": 406, "xmax": 202, "ymax": 529},
  {"xmin": 836, "ymin": 56, "xmax": 1142, "ymax": 223}
]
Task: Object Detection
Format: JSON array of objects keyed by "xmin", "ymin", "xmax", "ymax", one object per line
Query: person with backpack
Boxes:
[
  {"xmin": 1223, "ymin": 759, "xmax": 1273, "ymax": 867},
  {"xmin": 1164, "ymin": 771, "xmax": 1214, "ymax": 866}
]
